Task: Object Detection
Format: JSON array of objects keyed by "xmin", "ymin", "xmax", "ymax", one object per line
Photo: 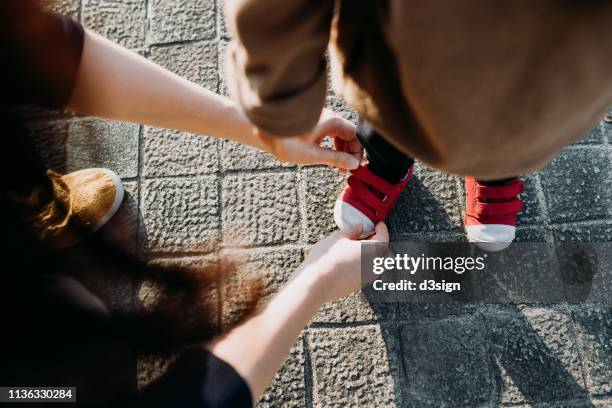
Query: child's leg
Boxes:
[{"xmin": 357, "ymin": 120, "xmax": 414, "ymax": 184}]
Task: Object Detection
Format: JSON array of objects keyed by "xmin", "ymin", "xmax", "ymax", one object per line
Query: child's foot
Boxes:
[
  {"xmin": 334, "ymin": 165, "xmax": 413, "ymax": 238},
  {"xmin": 464, "ymin": 177, "xmax": 523, "ymax": 251}
]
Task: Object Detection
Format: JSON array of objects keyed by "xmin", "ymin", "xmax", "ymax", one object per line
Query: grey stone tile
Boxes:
[
  {"xmin": 25, "ymin": 120, "xmax": 70, "ymax": 172},
  {"xmin": 551, "ymin": 234, "xmax": 612, "ymax": 303},
  {"xmin": 258, "ymin": 337, "xmax": 305, "ymax": 408},
  {"xmin": 67, "ymin": 118, "xmax": 139, "ymax": 178},
  {"xmin": 313, "ymin": 293, "xmax": 397, "ymax": 323},
  {"xmin": 517, "ymin": 175, "xmax": 544, "ymax": 226},
  {"xmin": 478, "ymin": 244, "xmax": 564, "ymax": 304},
  {"xmin": 149, "ymin": 41, "xmax": 218, "ymax": 90},
  {"xmin": 44, "ymin": 0, "xmax": 80, "ymax": 19},
  {"xmin": 148, "ymin": 0, "xmax": 216, "ymax": 45},
  {"xmin": 220, "ymin": 140, "xmax": 291, "ymax": 171},
  {"xmin": 218, "ymin": 0, "xmax": 231, "ymax": 40},
  {"xmin": 143, "ymin": 127, "xmax": 219, "ymax": 177},
  {"xmin": 139, "ymin": 255, "xmax": 220, "ymax": 337},
  {"xmin": 400, "ymin": 316, "xmax": 493, "ymax": 407},
  {"xmin": 554, "ymin": 222, "xmax": 612, "ymax": 242},
  {"xmin": 540, "ymin": 148, "xmax": 612, "ymax": 223},
  {"xmin": 137, "ymin": 352, "xmax": 179, "ymax": 391},
  {"xmin": 572, "ymin": 123, "xmax": 605, "ymax": 145},
  {"xmin": 308, "ymin": 325, "xmax": 401, "ymax": 407},
  {"xmin": 220, "ymin": 246, "xmax": 301, "ymax": 328},
  {"xmin": 222, "ymin": 173, "xmax": 300, "ymax": 246},
  {"xmin": 572, "ymin": 307, "xmax": 612, "ymax": 397},
  {"xmin": 389, "ymin": 163, "xmax": 463, "ymax": 238},
  {"xmin": 82, "ymin": 0, "xmax": 146, "ymax": 49},
  {"xmin": 141, "ymin": 177, "xmax": 220, "ymax": 252},
  {"xmin": 514, "ymin": 226, "xmax": 548, "ymax": 242},
  {"xmin": 140, "ymin": 255, "xmax": 218, "ymax": 311},
  {"xmin": 299, "ymin": 167, "xmax": 345, "ymax": 244},
  {"xmin": 325, "ymin": 95, "xmax": 359, "ymax": 124},
  {"xmin": 485, "ymin": 308, "xmax": 586, "ymax": 405}
]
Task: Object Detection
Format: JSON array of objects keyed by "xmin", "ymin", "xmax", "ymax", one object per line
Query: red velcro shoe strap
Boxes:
[
  {"xmin": 348, "ymin": 176, "xmax": 385, "ymax": 211},
  {"xmin": 475, "ymin": 180, "xmax": 524, "ymax": 199},
  {"xmin": 351, "ymin": 166, "xmax": 395, "ymax": 196},
  {"xmin": 474, "ymin": 199, "xmax": 523, "ymax": 216}
]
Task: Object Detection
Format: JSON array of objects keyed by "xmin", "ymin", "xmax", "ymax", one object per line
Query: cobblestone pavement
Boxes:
[{"xmin": 29, "ymin": 1, "xmax": 612, "ymax": 407}]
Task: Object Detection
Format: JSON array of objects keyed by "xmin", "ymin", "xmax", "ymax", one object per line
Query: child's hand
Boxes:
[
  {"xmin": 254, "ymin": 110, "xmax": 363, "ymax": 170},
  {"xmin": 295, "ymin": 222, "xmax": 389, "ymax": 305}
]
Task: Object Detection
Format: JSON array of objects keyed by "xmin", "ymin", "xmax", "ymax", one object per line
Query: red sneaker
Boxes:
[
  {"xmin": 464, "ymin": 177, "xmax": 524, "ymax": 251},
  {"xmin": 334, "ymin": 165, "xmax": 413, "ymax": 238}
]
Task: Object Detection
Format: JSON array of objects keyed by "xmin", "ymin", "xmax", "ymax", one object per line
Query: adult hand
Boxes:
[
  {"xmin": 254, "ymin": 109, "xmax": 363, "ymax": 170},
  {"xmin": 296, "ymin": 222, "xmax": 389, "ymax": 304}
]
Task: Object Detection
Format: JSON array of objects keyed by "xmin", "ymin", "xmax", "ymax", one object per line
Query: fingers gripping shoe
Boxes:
[
  {"xmin": 464, "ymin": 177, "xmax": 523, "ymax": 252},
  {"xmin": 334, "ymin": 165, "xmax": 413, "ymax": 238}
]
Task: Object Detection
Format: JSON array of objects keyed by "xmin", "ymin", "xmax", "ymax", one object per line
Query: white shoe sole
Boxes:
[
  {"xmin": 465, "ymin": 224, "xmax": 515, "ymax": 252},
  {"xmin": 333, "ymin": 200, "xmax": 375, "ymax": 239},
  {"xmin": 91, "ymin": 168, "xmax": 125, "ymax": 232}
]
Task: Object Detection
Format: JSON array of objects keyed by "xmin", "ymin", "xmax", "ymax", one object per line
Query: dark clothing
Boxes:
[
  {"xmin": 0, "ymin": 2, "xmax": 84, "ymax": 110},
  {"xmin": 357, "ymin": 120, "xmax": 414, "ymax": 184},
  {"xmin": 1, "ymin": 1, "xmax": 252, "ymax": 406},
  {"xmin": 359, "ymin": 120, "xmax": 515, "ymax": 186}
]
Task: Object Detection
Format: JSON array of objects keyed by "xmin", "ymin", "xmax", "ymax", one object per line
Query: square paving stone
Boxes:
[
  {"xmin": 257, "ymin": 337, "xmax": 305, "ymax": 408},
  {"xmin": 25, "ymin": 120, "xmax": 70, "ymax": 172},
  {"xmin": 575, "ymin": 122, "xmax": 606, "ymax": 145},
  {"xmin": 485, "ymin": 308, "xmax": 586, "ymax": 405},
  {"xmin": 222, "ymin": 173, "xmax": 300, "ymax": 246},
  {"xmin": 517, "ymin": 175, "xmax": 544, "ymax": 226},
  {"xmin": 514, "ymin": 227, "xmax": 548, "ymax": 242},
  {"xmin": 572, "ymin": 307, "xmax": 612, "ymax": 397},
  {"xmin": 219, "ymin": 246, "xmax": 302, "ymax": 328},
  {"xmin": 478, "ymin": 243, "xmax": 568, "ymax": 304},
  {"xmin": 149, "ymin": 42, "xmax": 218, "ymax": 90},
  {"xmin": 325, "ymin": 95, "xmax": 359, "ymax": 124},
  {"xmin": 554, "ymin": 222, "xmax": 612, "ymax": 242},
  {"xmin": 308, "ymin": 325, "xmax": 401, "ymax": 407},
  {"xmin": 67, "ymin": 118, "xmax": 139, "ymax": 178},
  {"xmin": 218, "ymin": 0, "xmax": 231, "ymax": 40},
  {"xmin": 82, "ymin": 0, "xmax": 146, "ymax": 49},
  {"xmin": 141, "ymin": 177, "xmax": 220, "ymax": 253},
  {"xmin": 389, "ymin": 163, "xmax": 463, "ymax": 238},
  {"xmin": 553, "ymin": 223, "xmax": 612, "ymax": 303},
  {"xmin": 143, "ymin": 127, "xmax": 219, "ymax": 177},
  {"xmin": 400, "ymin": 316, "xmax": 493, "ymax": 407},
  {"xmin": 540, "ymin": 148, "xmax": 612, "ymax": 223},
  {"xmin": 220, "ymin": 140, "xmax": 292, "ymax": 171},
  {"xmin": 312, "ymin": 292, "xmax": 397, "ymax": 323},
  {"xmin": 137, "ymin": 352, "xmax": 180, "ymax": 391},
  {"xmin": 299, "ymin": 167, "xmax": 345, "ymax": 244},
  {"xmin": 148, "ymin": 0, "xmax": 216, "ymax": 45},
  {"xmin": 140, "ymin": 254, "xmax": 220, "ymax": 338},
  {"xmin": 44, "ymin": 0, "xmax": 80, "ymax": 19}
]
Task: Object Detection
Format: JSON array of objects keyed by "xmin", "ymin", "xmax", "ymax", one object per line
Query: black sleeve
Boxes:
[
  {"xmin": 0, "ymin": 1, "xmax": 84, "ymax": 109},
  {"xmin": 138, "ymin": 348, "xmax": 253, "ymax": 408}
]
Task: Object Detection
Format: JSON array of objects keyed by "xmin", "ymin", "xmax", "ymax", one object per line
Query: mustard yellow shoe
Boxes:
[{"xmin": 31, "ymin": 168, "xmax": 124, "ymax": 249}]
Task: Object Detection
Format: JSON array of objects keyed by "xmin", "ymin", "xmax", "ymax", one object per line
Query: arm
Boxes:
[
  {"xmin": 208, "ymin": 222, "xmax": 389, "ymax": 401},
  {"xmin": 68, "ymin": 29, "xmax": 361, "ymax": 169},
  {"xmin": 68, "ymin": 30, "xmax": 254, "ymax": 148}
]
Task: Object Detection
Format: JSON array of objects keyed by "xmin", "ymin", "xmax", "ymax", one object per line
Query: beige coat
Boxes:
[{"xmin": 226, "ymin": 0, "xmax": 612, "ymax": 179}]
